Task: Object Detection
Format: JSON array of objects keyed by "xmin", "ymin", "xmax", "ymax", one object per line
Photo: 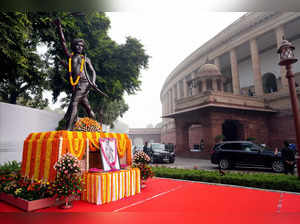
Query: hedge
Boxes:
[{"xmin": 152, "ymin": 166, "xmax": 300, "ymax": 193}]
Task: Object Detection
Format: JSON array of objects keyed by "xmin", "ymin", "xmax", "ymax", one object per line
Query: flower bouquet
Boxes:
[
  {"xmin": 53, "ymin": 153, "xmax": 82, "ymax": 209},
  {"xmin": 132, "ymin": 151, "xmax": 153, "ymax": 188},
  {"xmin": 74, "ymin": 117, "xmax": 102, "ymax": 132},
  {"xmin": 133, "ymin": 151, "xmax": 151, "ymax": 164}
]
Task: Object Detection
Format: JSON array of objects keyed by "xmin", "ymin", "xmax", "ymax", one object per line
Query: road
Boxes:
[
  {"xmin": 151, "ymin": 156, "xmax": 298, "ymax": 175},
  {"xmin": 152, "ymin": 157, "xmax": 213, "ymax": 170}
]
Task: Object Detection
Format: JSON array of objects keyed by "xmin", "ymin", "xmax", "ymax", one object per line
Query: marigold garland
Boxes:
[
  {"xmin": 69, "ymin": 75, "xmax": 80, "ymax": 86},
  {"xmin": 21, "ymin": 131, "xmax": 133, "ymax": 182},
  {"xmin": 68, "ymin": 52, "xmax": 84, "ymax": 86}
]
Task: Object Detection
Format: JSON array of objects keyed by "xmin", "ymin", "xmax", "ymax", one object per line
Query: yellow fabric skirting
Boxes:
[{"xmin": 82, "ymin": 168, "xmax": 141, "ymax": 205}]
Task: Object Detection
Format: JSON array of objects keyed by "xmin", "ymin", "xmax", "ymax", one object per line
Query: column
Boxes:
[
  {"xmin": 166, "ymin": 92, "xmax": 169, "ymax": 114},
  {"xmin": 164, "ymin": 95, "xmax": 167, "ymax": 116},
  {"xmin": 202, "ymin": 79, "xmax": 207, "ymax": 92},
  {"xmin": 219, "ymin": 79, "xmax": 224, "ymax": 92},
  {"xmin": 230, "ymin": 49, "xmax": 241, "ymax": 95},
  {"xmin": 172, "ymin": 85, "xmax": 176, "ymax": 112},
  {"xmin": 214, "ymin": 57, "xmax": 221, "ymax": 70},
  {"xmin": 175, "ymin": 120, "xmax": 189, "ymax": 154},
  {"xmin": 169, "ymin": 89, "xmax": 173, "ymax": 114},
  {"xmin": 212, "ymin": 78, "xmax": 218, "ymax": 91},
  {"xmin": 162, "ymin": 97, "xmax": 165, "ymax": 116},
  {"xmin": 183, "ymin": 77, "xmax": 188, "ymax": 97},
  {"xmin": 165, "ymin": 94, "xmax": 168, "ymax": 115},
  {"xmin": 191, "ymin": 72, "xmax": 196, "ymax": 96},
  {"xmin": 177, "ymin": 82, "xmax": 181, "ymax": 100},
  {"xmin": 276, "ymin": 26, "xmax": 288, "ymax": 89},
  {"xmin": 250, "ymin": 38, "xmax": 263, "ymax": 96}
]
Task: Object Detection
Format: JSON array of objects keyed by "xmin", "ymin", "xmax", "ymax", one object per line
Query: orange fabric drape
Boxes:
[{"xmin": 20, "ymin": 131, "xmax": 132, "ymax": 182}]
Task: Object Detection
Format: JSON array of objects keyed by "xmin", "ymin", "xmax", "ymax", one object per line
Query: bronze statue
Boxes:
[{"xmin": 54, "ymin": 19, "xmax": 107, "ymax": 130}]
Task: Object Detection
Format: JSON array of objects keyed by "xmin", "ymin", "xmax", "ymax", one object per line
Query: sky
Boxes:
[
  {"xmin": 105, "ymin": 12, "xmax": 246, "ymax": 128},
  {"xmin": 46, "ymin": 11, "xmax": 246, "ymax": 128}
]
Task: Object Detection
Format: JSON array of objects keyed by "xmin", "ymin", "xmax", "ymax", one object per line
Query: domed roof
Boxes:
[{"xmin": 198, "ymin": 64, "xmax": 221, "ymax": 76}]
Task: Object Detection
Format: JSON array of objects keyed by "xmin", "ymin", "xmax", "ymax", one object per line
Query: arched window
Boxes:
[
  {"xmin": 206, "ymin": 79, "xmax": 213, "ymax": 90},
  {"xmin": 217, "ymin": 79, "xmax": 222, "ymax": 91},
  {"xmin": 188, "ymin": 81, "xmax": 193, "ymax": 96},
  {"xmin": 198, "ymin": 80, "xmax": 203, "ymax": 92},
  {"xmin": 262, "ymin": 73, "xmax": 278, "ymax": 93}
]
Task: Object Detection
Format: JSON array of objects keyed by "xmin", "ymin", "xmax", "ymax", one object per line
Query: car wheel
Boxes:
[
  {"xmin": 272, "ymin": 160, "xmax": 284, "ymax": 173},
  {"xmin": 219, "ymin": 159, "xmax": 230, "ymax": 170},
  {"xmin": 169, "ymin": 158, "xmax": 175, "ymax": 163}
]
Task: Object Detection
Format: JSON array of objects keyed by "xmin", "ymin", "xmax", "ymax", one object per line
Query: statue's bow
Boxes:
[{"xmin": 84, "ymin": 55, "xmax": 109, "ymax": 98}]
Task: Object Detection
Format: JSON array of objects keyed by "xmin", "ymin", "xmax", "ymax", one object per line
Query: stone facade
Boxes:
[
  {"xmin": 128, "ymin": 128, "xmax": 161, "ymax": 146},
  {"xmin": 160, "ymin": 12, "xmax": 300, "ymax": 158}
]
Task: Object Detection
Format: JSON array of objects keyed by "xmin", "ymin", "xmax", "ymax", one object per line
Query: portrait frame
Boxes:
[{"xmin": 99, "ymin": 138, "xmax": 120, "ymax": 171}]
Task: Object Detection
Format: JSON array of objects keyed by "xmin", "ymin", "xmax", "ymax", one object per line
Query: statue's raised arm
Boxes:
[{"xmin": 53, "ymin": 18, "xmax": 70, "ymax": 58}]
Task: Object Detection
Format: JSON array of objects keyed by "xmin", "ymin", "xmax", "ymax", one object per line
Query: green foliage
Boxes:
[
  {"xmin": 90, "ymin": 97, "xmax": 129, "ymax": 128},
  {"xmin": 215, "ymin": 134, "xmax": 224, "ymax": 143},
  {"xmin": 0, "ymin": 12, "xmax": 49, "ymax": 108},
  {"xmin": 133, "ymin": 163, "xmax": 154, "ymax": 180},
  {"xmin": 0, "ymin": 160, "xmax": 21, "ymax": 175},
  {"xmin": 247, "ymin": 137, "xmax": 256, "ymax": 142},
  {"xmin": 56, "ymin": 118, "xmax": 67, "ymax": 131},
  {"xmin": 53, "ymin": 153, "xmax": 82, "ymax": 198},
  {"xmin": 0, "ymin": 11, "xmax": 149, "ymax": 121},
  {"xmin": 152, "ymin": 166, "xmax": 300, "ymax": 193},
  {"xmin": 44, "ymin": 12, "xmax": 148, "ymax": 126}
]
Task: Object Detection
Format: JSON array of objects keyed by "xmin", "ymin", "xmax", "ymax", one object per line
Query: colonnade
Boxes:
[{"xmin": 162, "ymin": 25, "xmax": 289, "ymax": 116}]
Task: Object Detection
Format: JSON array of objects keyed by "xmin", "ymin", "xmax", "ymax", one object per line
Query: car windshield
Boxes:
[{"xmin": 151, "ymin": 143, "xmax": 165, "ymax": 151}]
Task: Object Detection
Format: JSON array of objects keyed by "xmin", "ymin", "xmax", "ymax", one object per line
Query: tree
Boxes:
[
  {"xmin": 155, "ymin": 122, "xmax": 162, "ymax": 128},
  {"xmin": 45, "ymin": 12, "xmax": 149, "ymax": 127},
  {"xmin": 0, "ymin": 12, "xmax": 49, "ymax": 108},
  {"xmin": 0, "ymin": 12, "xmax": 149, "ymax": 125},
  {"xmin": 111, "ymin": 120, "xmax": 129, "ymax": 133}
]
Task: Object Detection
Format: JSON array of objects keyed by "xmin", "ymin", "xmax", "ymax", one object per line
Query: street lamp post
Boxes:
[{"xmin": 277, "ymin": 38, "xmax": 300, "ymax": 178}]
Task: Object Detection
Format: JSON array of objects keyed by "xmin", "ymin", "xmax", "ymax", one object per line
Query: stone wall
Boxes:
[
  {"xmin": 0, "ymin": 102, "xmax": 64, "ymax": 164},
  {"xmin": 267, "ymin": 111, "xmax": 296, "ymax": 149}
]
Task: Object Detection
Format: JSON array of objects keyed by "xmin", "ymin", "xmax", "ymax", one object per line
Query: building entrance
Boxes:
[{"xmin": 222, "ymin": 120, "xmax": 244, "ymax": 141}]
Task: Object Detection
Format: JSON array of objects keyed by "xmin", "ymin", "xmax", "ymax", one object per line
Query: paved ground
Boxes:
[
  {"xmin": 153, "ymin": 156, "xmax": 214, "ymax": 170},
  {"xmin": 152, "ymin": 156, "xmax": 298, "ymax": 175}
]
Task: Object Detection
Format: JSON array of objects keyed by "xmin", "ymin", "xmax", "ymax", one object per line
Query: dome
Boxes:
[{"xmin": 198, "ymin": 64, "xmax": 221, "ymax": 76}]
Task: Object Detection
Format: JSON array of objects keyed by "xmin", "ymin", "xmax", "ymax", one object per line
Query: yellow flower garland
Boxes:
[{"xmin": 68, "ymin": 53, "xmax": 85, "ymax": 86}]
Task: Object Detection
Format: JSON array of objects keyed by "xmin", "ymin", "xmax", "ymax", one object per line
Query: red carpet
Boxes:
[{"xmin": 1, "ymin": 177, "xmax": 300, "ymax": 223}]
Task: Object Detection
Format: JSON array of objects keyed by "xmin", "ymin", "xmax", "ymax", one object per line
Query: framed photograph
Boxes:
[{"xmin": 99, "ymin": 138, "xmax": 120, "ymax": 171}]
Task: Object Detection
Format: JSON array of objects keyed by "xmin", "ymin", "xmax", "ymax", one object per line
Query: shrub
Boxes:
[
  {"xmin": 53, "ymin": 153, "xmax": 82, "ymax": 199},
  {"xmin": 0, "ymin": 160, "xmax": 21, "ymax": 175},
  {"xmin": 152, "ymin": 166, "xmax": 300, "ymax": 193},
  {"xmin": 0, "ymin": 172, "xmax": 55, "ymax": 201}
]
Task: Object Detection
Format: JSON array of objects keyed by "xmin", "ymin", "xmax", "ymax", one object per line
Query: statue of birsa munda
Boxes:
[{"xmin": 53, "ymin": 18, "xmax": 108, "ymax": 130}]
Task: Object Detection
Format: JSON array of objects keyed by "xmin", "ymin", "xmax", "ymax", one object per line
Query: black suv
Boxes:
[
  {"xmin": 145, "ymin": 143, "xmax": 175, "ymax": 164},
  {"xmin": 211, "ymin": 141, "xmax": 284, "ymax": 172}
]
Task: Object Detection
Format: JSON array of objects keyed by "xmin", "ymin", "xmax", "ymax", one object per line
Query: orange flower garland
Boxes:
[
  {"xmin": 68, "ymin": 53, "xmax": 85, "ymax": 86},
  {"xmin": 20, "ymin": 131, "xmax": 133, "ymax": 182}
]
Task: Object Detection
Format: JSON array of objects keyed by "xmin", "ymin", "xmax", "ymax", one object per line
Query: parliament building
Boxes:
[{"xmin": 160, "ymin": 12, "xmax": 300, "ymax": 158}]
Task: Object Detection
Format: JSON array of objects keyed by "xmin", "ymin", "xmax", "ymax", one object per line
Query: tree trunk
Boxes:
[{"xmin": 9, "ymin": 92, "xmax": 18, "ymax": 104}]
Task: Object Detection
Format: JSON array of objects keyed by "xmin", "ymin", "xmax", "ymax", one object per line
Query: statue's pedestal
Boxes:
[
  {"xmin": 20, "ymin": 131, "xmax": 132, "ymax": 182},
  {"xmin": 82, "ymin": 168, "xmax": 141, "ymax": 205}
]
